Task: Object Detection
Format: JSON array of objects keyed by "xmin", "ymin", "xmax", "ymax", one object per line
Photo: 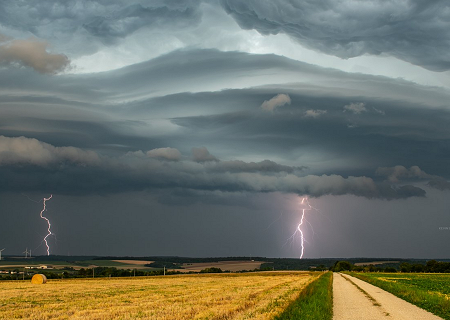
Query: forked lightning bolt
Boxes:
[
  {"xmin": 40, "ymin": 195, "xmax": 53, "ymax": 256},
  {"xmin": 298, "ymin": 199, "xmax": 307, "ymax": 258},
  {"xmin": 288, "ymin": 197, "xmax": 314, "ymax": 259}
]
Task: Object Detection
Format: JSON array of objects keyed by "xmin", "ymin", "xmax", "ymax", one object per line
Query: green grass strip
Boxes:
[
  {"xmin": 273, "ymin": 272, "xmax": 333, "ymax": 320},
  {"xmin": 350, "ymin": 273, "xmax": 450, "ymax": 320}
]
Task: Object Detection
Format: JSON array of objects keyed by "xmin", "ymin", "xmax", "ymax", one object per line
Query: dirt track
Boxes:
[{"xmin": 333, "ymin": 273, "xmax": 444, "ymax": 320}]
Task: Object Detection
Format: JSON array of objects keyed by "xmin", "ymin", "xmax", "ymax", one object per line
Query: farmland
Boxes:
[
  {"xmin": 179, "ymin": 260, "xmax": 265, "ymax": 272},
  {"xmin": 0, "ymin": 259, "xmax": 155, "ymax": 272},
  {"xmin": 0, "ymin": 271, "xmax": 319, "ymax": 320},
  {"xmin": 350, "ymin": 272, "xmax": 450, "ymax": 320}
]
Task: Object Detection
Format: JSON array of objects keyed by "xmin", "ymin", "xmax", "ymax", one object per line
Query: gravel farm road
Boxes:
[{"xmin": 333, "ymin": 273, "xmax": 444, "ymax": 320}]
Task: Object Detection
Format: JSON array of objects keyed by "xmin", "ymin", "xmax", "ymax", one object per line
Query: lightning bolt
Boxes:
[
  {"xmin": 40, "ymin": 195, "xmax": 53, "ymax": 256},
  {"xmin": 287, "ymin": 197, "xmax": 314, "ymax": 259},
  {"xmin": 298, "ymin": 199, "xmax": 306, "ymax": 259}
]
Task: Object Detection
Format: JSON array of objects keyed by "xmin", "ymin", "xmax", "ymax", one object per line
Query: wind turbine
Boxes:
[
  {"xmin": 0, "ymin": 248, "xmax": 4, "ymax": 261},
  {"xmin": 23, "ymin": 248, "xmax": 29, "ymax": 258}
]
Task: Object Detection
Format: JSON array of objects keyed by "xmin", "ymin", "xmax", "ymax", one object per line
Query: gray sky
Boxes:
[{"xmin": 0, "ymin": 0, "xmax": 449, "ymax": 258}]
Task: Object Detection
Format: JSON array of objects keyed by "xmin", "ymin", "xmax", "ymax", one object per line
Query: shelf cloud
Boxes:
[
  {"xmin": 221, "ymin": 0, "xmax": 450, "ymax": 71},
  {"xmin": 0, "ymin": 136, "xmax": 428, "ymax": 199}
]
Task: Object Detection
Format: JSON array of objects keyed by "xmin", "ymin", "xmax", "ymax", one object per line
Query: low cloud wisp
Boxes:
[
  {"xmin": 0, "ymin": 34, "xmax": 70, "ymax": 74},
  {"xmin": 260, "ymin": 94, "xmax": 291, "ymax": 112}
]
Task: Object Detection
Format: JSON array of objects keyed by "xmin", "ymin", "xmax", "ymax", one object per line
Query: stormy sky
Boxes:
[{"xmin": 1, "ymin": 0, "xmax": 449, "ymax": 259}]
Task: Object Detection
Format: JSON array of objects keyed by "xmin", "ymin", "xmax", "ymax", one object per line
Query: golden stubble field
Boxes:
[{"xmin": 0, "ymin": 271, "xmax": 318, "ymax": 320}]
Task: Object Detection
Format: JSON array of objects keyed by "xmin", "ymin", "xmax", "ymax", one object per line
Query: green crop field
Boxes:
[{"xmin": 350, "ymin": 272, "xmax": 450, "ymax": 320}]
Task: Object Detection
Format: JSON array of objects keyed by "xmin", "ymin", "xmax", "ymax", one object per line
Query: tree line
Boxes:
[
  {"xmin": 0, "ymin": 266, "xmax": 231, "ymax": 281},
  {"xmin": 330, "ymin": 260, "xmax": 450, "ymax": 273}
]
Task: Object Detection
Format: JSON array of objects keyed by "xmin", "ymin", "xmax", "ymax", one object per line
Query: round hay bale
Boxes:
[{"xmin": 31, "ymin": 274, "xmax": 47, "ymax": 284}]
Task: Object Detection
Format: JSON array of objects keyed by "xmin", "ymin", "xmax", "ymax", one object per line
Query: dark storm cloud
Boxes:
[
  {"xmin": 93, "ymin": 49, "xmax": 450, "ymax": 106},
  {"xmin": 428, "ymin": 177, "xmax": 450, "ymax": 191},
  {"xmin": 0, "ymin": 3, "xmax": 449, "ymax": 260},
  {"xmin": 212, "ymin": 160, "xmax": 305, "ymax": 174},
  {"xmin": 0, "ymin": 136, "xmax": 426, "ymax": 199},
  {"xmin": 83, "ymin": 2, "xmax": 202, "ymax": 44},
  {"xmin": 220, "ymin": 0, "xmax": 450, "ymax": 71},
  {"xmin": 2, "ymin": 49, "xmax": 449, "ymax": 107},
  {"xmin": 376, "ymin": 165, "xmax": 432, "ymax": 183},
  {"xmin": 376, "ymin": 165, "xmax": 450, "ymax": 192},
  {"xmin": 1, "ymin": 1, "xmax": 450, "ymax": 72},
  {"xmin": 170, "ymin": 87, "xmax": 450, "ymax": 178},
  {"xmin": 2, "ymin": 49, "xmax": 450, "ymax": 195},
  {"xmin": 0, "ymin": 0, "xmax": 202, "ymax": 52},
  {"xmin": 0, "ymin": 49, "xmax": 315, "ymax": 103},
  {"xmin": 192, "ymin": 146, "xmax": 218, "ymax": 162}
]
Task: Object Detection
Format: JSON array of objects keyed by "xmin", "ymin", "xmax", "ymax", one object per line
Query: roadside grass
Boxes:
[
  {"xmin": 273, "ymin": 272, "xmax": 333, "ymax": 320},
  {"xmin": 350, "ymin": 272, "xmax": 450, "ymax": 320}
]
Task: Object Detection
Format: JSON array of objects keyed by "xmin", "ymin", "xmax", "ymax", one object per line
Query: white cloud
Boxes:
[
  {"xmin": 221, "ymin": 0, "xmax": 450, "ymax": 72},
  {"xmin": 304, "ymin": 109, "xmax": 327, "ymax": 118},
  {"xmin": 343, "ymin": 102, "xmax": 367, "ymax": 114},
  {"xmin": 147, "ymin": 147, "xmax": 181, "ymax": 161},
  {"xmin": 260, "ymin": 94, "xmax": 291, "ymax": 112},
  {"xmin": 376, "ymin": 165, "xmax": 432, "ymax": 183},
  {"xmin": 373, "ymin": 107, "xmax": 385, "ymax": 115},
  {"xmin": 0, "ymin": 34, "xmax": 70, "ymax": 74},
  {"xmin": 0, "ymin": 135, "xmax": 100, "ymax": 166}
]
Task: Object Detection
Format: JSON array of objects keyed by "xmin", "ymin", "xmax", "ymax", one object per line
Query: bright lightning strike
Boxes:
[
  {"xmin": 288, "ymin": 197, "xmax": 314, "ymax": 259},
  {"xmin": 39, "ymin": 195, "xmax": 53, "ymax": 256}
]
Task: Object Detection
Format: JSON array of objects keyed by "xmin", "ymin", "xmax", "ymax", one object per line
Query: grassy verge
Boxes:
[
  {"xmin": 350, "ymin": 272, "xmax": 450, "ymax": 320},
  {"xmin": 273, "ymin": 272, "xmax": 333, "ymax": 320}
]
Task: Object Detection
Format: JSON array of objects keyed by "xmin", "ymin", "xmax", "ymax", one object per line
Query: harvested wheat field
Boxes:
[{"xmin": 0, "ymin": 271, "xmax": 317, "ymax": 320}]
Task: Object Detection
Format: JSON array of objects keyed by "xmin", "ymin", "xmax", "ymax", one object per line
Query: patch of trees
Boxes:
[
  {"xmin": 200, "ymin": 267, "xmax": 223, "ymax": 273},
  {"xmin": 146, "ymin": 261, "xmax": 181, "ymax": 269},
  {"xmin": 400, "ymin": 260, "xmax": 450, "ymax": 273},
  {"xmin": 260, "ymin": 258, "xmax": 338, "ymax": 271},
  {"xmin": 332, "ymin": 261, "xmax": 354, "ymax": 272},
  {"xmin": 330, "ymin": 261, "xmax": 398, "ymax": 272},
  {"xmin": 75, "ymin": 267, "xmax": 183, "ymax": 278},
  {"xmin": 330, "ymin": 260, "xmax": 450, "ymax": 273}
]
